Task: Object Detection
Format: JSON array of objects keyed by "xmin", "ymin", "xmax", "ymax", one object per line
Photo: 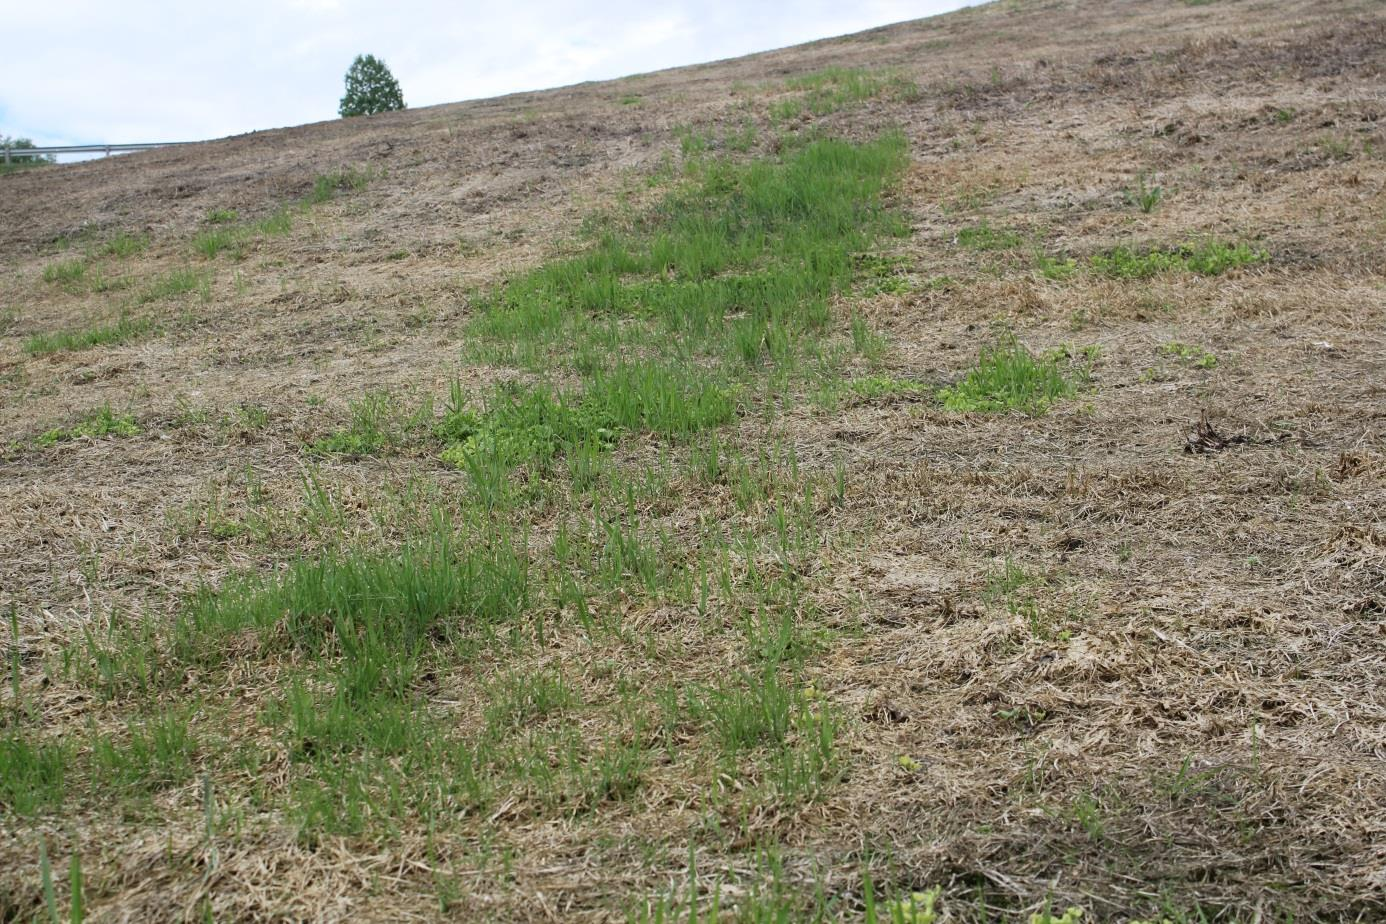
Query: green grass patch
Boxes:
[
  {"xmin": 164, "ymin": 523, "xmax": 528, "ymax": 834},
  {"xmin": 475, "ymin": 133, "xmax": 907, "ymax": 367},
  {"xmin": 91, "ymin": 710, "xmax": 200, "ymax": 793},
  {"xmin": 771, "ymin": 66, "xmax": 918, "ymax": 122},
  {"xmin": 304, "ymin": 167, "xmax": 375, "ymax": 205},
  {"xmin": 103, "ymin": 231, "xmax": 149, "ymax": 258},
  {"xmin": 939, "ymin": 336, "xmax": 1085, "ymax": 414},
  {"xmin": 453, "ymin": 132, "xmax": 910, "ymax": 505},
  {"xmin": 206, "ymin": 208, "xmax": 239, "ymax": 224},
  {"xmin": 23, "ymin": 315, "xmax": 154, "ymax": 355},
  {"xmin": 192, "ymin": 226, "xmax": 245, "ymax": 259},
  {"xmin": 41, "ymin": 258, "xmax": 88, "ymax": 289},
  {"xmin": 848, "ymin": 374, "xmax": 927, "ymax": 400},
  {"xmin": 1160, "ymin": 341, "xmax": 1217, "ymax": 368},
  {"xmin": 1089, "ymin": 240, "xmax": 1267, "ymax": 278},
  {"xmin": 1036, "ymin": 255, "xmax": 1078, "ymax": 280},
  {"xmin": 462, "ymin": 132, "xmax": 908, "ymax": 489},
  {"xmin": 437, "ymin": 383, "xmax": 619, "ymax": 472},
  {"xmin": 0, "ymin": 735, "xmax": 69, "ymax": 816},
  {"xmin": 310, "ymin": 391, "xmax": 407, "ymax": 457},
  {"xmin": 136, "ymin": 267, "xmax": 211, "ymax": 303},
  {"xmin": 256, "ymin": 209, "xmax": 294, "ymax": 236},
  {"xmin": 956, "ymin": 222, "xmax": 1024, "ymax": 251},
  {"xmin": 176, "ymin": 529, "xmax": 529, "ymax": 667},
  {"xmin": 38, "ymin": 406, "xmax": 140, "ymax": 446}
]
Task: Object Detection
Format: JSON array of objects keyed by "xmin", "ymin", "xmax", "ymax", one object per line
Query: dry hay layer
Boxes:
[{"xmin": 1, "ymin": 0, "xmax": 1384, "ymax": 921}]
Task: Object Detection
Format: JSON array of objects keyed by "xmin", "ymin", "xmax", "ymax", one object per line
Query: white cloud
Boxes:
[{"xmin": 2, "ymin": 0, "xmax": 983, "ymax": 151}]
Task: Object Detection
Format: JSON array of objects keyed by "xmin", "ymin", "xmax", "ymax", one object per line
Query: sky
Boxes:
[{"xmin": 2, "ymin": 0, "xmax": 983, "ymax": 157}]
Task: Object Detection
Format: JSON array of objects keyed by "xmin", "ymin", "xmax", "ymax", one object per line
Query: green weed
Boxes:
[
  {"xmin": 1160, "ymin": 341, "xmax": 1217, "ymax": 368},
  {"xmin": 857, "ymin": 253, "xmax": 915, "ymax": 296},
  {"xmin": 956, "ymin": 222, "xmax": 1023, "ymax": 250},
  {"xmin": 438, "ymin": 383, "xmax": 620, "ymax": 472},
  {"xmin": 940, "ymin": 337, "xmax": 1083, "ymax": 414},
  {"xmin": 1036, "ymin": 255, "xmax": 1078, "ymax": 280},
  {"xmin": 1089, "ymin": 240, "xmax": 1267, "ymax": 278},
  {"xmin": 848, "ymin": 375, "xmax": 926, "ymax": 400},
  {"xmin": 310, "ymin": 391, "xmax": 402, "ymax": 457},
  {"xmin": 868, "ymin": 884, "xmax": 942, "ymax": 924},
  {"xmin": 1032, "ymin": 906, "xmax": 1084, "ymax": 924},
  {"xmin": 1124, "ymin": 174, "xmax": 1164, "ymax": 213},
  {"xmin": 38, "ymin": 406, "xmax": 140, "ymax": 446},
  {"xmin": 206, "ymin": 208, "xmax": 239, "ymax": 224}
]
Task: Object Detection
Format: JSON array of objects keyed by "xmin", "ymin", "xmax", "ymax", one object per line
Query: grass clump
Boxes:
[
  {"xmin": 1124, "ymin": 174, "xmax": 1164, "ymax": 213},
  {"xmin": 166, "ymin": 526, "xmax": 527, "ymax": 833},
  {"xmin": 38, "ymin": 406, "xmax": 140, "ymax": 446},
  {"xmin": 310, "ymin": 391, "xmax": 405, "ymax": 457},
  {"xmin": 0, "ymin": 735, "xmax": 69, "ymax": 816},
  {"xmin": 192, "ymin": 226, "xmax": 245, "ymax": 259},
  {"xmin": 91, "ymin": 711, "xmax": 199, "ymax": 793},
  {"xmin": 206, "ymin": 208, "xmax": 239, "ymax": 224},
  {"xmin": 24, "ymin": 315, "xmax": 153, "ymax": 355},
  {"xmin": 103, "ymin": 231, "xmax": 148, "ymax": 258},
  {"xmin": 588, "ymin": 364, "xmax": 737, "ymax": 437},
  {"xmin": 305, "ymin": 167, "xmax": 375, "ymax": 205},
  {"xmin": 41, "ymin": 258, "xmax": 88, "ymax": 289},
  {"xmin": 1089, "ymin": 240, "xmax": 1267, "ymax": 278},
  {"xmin": 256, "ymin": 209, "xmax": 294, "ymax": 236},
  {"xmin": 939, "ymin": 336, "xmax": 1083, "ymax": 414},
  {"xmin": 137, "ymin": 267, "xmax": 211, "ymax": 303},
  {"xmin": 175, "ymin": 530, "xmax": 528, "ymax": 676}
]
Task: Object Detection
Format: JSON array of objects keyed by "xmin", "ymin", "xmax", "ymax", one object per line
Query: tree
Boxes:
[
  {"xmin": 0, "ymin": 135, "xmax": 54, "ymax": 166},
  {"xmin": 339, "ymin": 54, "xmax": 406, "ymax": 118}
]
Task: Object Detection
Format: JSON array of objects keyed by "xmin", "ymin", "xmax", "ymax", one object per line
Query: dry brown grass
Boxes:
[{"xmin": 3, "ymin": 0, "xmax": 1385, "ymax": 920}]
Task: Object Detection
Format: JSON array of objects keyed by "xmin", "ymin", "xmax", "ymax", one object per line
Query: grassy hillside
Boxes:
[{"xmin": 2, "ymin": 0, "xmax": 1385, "ymax": 920}]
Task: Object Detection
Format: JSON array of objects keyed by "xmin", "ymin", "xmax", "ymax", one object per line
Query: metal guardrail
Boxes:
[{"xmin": 2, "ymin": 142, "xmax": 193, "ymax": 163}]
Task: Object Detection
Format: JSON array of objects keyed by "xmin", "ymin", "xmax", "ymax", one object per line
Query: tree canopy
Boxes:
[{"xmin": 339, "ymin": 54, "xmax": 406, "ymax": 118}]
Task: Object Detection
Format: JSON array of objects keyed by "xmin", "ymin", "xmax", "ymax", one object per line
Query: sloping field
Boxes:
[{"xmin": 2, "ymin": 0, "xmax": 1385, "ymax": 919}]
